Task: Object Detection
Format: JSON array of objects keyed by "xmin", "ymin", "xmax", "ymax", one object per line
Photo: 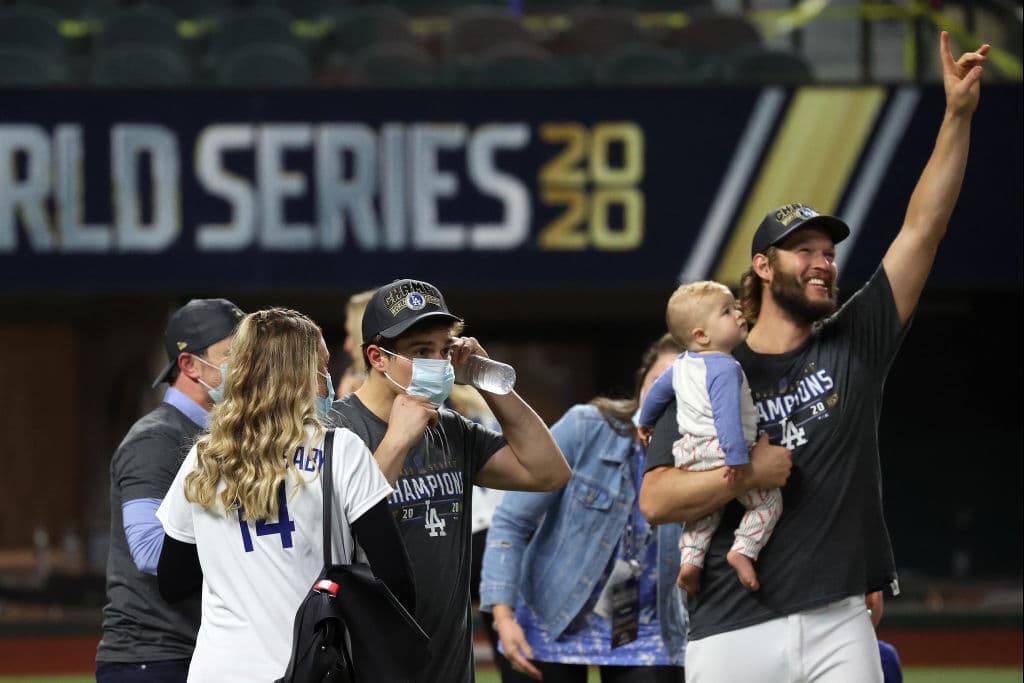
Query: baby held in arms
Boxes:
[{"xmin": 637, "ymin": 281, "xmax": 781, "ymax": 595}]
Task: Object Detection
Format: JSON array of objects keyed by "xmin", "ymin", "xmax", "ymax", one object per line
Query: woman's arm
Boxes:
[
  {"xmin": 157, "ymin": 535, "xmax": 202, "ymax": 602},
  {"xmin": 492, "ymin": 602, "xmax": 542, "ymax": 680},
  {"xmin": 479, "ymin": 406, "xmax": 585, "ymax": 611},
  {"xmin": 352, "ymin": 498, "xmax": 415, "ymax": 613}
]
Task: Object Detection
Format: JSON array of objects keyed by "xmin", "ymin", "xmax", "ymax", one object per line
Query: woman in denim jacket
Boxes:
[{"xmin": 480, "ymin": 334, "xmax": 687, "ymax": 683}]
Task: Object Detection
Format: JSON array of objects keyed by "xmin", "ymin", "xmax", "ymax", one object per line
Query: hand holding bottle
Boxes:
[{"xmin": 449, "ymin": 337, "xmax": 515, "ymax": 395}]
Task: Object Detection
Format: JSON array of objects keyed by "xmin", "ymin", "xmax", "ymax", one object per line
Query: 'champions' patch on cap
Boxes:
[{"xmin": 383, "ymin": 281, "xmax": 443, "ymax": 317}]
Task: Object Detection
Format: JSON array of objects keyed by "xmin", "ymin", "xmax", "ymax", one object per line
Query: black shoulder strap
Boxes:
[{"xmin": 321, "ymin": 429, "xmax": 336, "ymax": 567}]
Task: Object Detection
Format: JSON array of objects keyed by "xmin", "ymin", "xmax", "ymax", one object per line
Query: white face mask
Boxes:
[{"xmin": 379, "ymin": 348, "xmax": 455, "ymax": 407}]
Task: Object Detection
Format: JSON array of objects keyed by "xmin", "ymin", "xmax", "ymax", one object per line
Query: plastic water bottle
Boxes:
[{"xmin": 456, "ymin": 355, "xmax": 516, "ymax": 395}]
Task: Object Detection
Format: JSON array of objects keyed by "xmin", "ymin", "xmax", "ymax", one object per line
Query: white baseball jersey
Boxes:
[{"xmin": 157, "ymin": 426, "xmax": 392, "ymax": 682}]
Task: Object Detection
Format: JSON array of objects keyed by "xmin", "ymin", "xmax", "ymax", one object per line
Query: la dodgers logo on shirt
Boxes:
[
  {"xmin": 750, "ymin": 363, "xmax": 838, "ymax": 448},
  {"xmin": 390, "ymin": 469, "xmax": 465, "ymax": 539}
]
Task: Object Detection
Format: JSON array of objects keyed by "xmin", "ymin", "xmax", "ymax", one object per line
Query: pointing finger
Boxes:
[{"xmin": 939, "ymin": 31, "xmax": 957, "ymax": 73}]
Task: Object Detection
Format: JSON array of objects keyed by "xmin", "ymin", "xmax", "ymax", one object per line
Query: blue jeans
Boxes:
[{"xmin": 95, "ymin": 659, "xmax": 189, "ymax": 682}]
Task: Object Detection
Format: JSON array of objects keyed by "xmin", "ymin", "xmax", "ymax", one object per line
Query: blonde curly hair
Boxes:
[{"xmin": 185, "ymin": 308, "xmax": 325, "ymax": 520}]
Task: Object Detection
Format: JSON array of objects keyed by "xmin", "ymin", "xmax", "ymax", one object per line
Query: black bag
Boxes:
[{"xmin": 277, "ymin": 430, "xmax": 430, "ymax": 683}]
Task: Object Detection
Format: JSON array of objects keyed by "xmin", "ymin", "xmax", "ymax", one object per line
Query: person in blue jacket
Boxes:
[{"xmin": 480, "ymin": 333, "xmax": 688, "ymax": 682}]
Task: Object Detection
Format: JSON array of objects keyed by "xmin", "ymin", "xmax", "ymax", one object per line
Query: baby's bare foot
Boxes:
[
  {"xmin": 677, "ymin": 563, "xmax": 703, "ymax": 596},
  {"xmin": 727, "ymin": 550, "xmax": 760, "ymax": 591}
]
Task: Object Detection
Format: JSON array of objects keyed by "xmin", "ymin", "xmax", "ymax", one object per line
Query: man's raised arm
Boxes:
[
  {"xmin": 452, "ymin": 337, "xmax": 570, "ymax": 493},
  {"xmin": 883, "ymin": 31, "xmax": 987, "ymax": 323}
]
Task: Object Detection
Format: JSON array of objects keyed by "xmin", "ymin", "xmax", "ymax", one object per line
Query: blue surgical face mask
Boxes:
[
  {"xmin": 196, "ymin": 356, "xmax": 227, "ymax": 405},
  {"xmin": 317, "ymin": 371, "xmax": 335, "ymax": 419},
  {"xmin": 380, "ymin": 348, "xmax": 455, "ymax": 407}
]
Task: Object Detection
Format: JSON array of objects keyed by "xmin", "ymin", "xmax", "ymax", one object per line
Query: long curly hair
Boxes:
[
  {"xmin": 185, "ymin": 308, "xmax": 325, "ymax": 520},
  {"xmin": 738, "ymin": 246, "xmax": 778, "ymax": 325}
]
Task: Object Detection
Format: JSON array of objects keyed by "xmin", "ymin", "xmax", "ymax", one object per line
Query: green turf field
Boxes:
[
  {"xmin": 3, "ymin": 669, "xmax": 1022, "ymax": 683},
  {"xmin": 473, "ymin": 670, "xmax": 1020, "ymax": 683}
]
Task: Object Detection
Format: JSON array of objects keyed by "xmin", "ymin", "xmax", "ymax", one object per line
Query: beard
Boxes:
[{"xmin": 770, "ymin": 267, "xmax": 838, "ymax": 326}]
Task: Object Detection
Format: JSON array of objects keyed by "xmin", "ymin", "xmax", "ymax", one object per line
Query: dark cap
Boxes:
[
  {"xmin": 751, "ymin": 203, "xmax": 850, "ymax": 259},
  {"xmin": 362, "ymin": 279, "xmax": 462, "ymax": 340},
  {"xmin": 152, "ymin": 298, "xmax": 245, "ymax": 388}
]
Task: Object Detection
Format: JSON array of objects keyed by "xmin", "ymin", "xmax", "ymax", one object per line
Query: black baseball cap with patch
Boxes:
[
  {"xmin": 152, "ymin": 298, "xmax": 245, "ymax": 388},
  {"xmin": 362, "ymin": 279, "xmax": 462, "ymax": 340},
  {"xmin": 751, "ymin": 203, "xmax": 851, "ymax": 259}
]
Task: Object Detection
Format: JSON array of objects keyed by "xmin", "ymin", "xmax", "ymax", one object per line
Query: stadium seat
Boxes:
[
  {"xmin": 603, "ymin": 0, "xmax": 714, "ymax": 9},
  {"xmin": 595, "ymin": 42, "xmax": 693, "ymax": 85},
  {"xmin": 0, "ymin": 45, "xmax": 69, "ymax": 85},
  {"xmin": 376, "ymin": 0, "xmax": 504, "ymax": 15},
  {"xmin": 661, "ymin": 12, "xmax": 762, "ymax": 59},
  {"xmin": 472, "ymin": 42, "xmax": 578, "ymax": 87},
  {"xmin": 0, "ymin": 6, "xmax": 66, "ymax": 58},
  {"xmin": 478, "ymin": 40, "xmax": 551, "ymax": 62},
  {"xmin": 96, "ymin": 5, "xmax": 184, "ymax": 52},
  {"xmin": 718, "ymin": 46, "xmax": 814, "ymax": 85},
  {"xmin": 445, "ymin": 6, "xmax": 535, "ymax": 59},
  {"xmin": 313, "ymin": 50, "xmax": 350, "ymax": 85},
  {"xmin": 329, "ymin": 6, "xmax": 416, "ymax": 57},
  {"xmin": 216, "ymin": 42, "xmax": 312, "ymax": 87},
  {"xmin": 207, "ymin": 6, "xmax": 300, "ymax": 61},
  {"xmin": 288, "ymin": 0, "xmax": 340, "ymax": 21},
  {"xmin": 349, "ymin": 42, "xmax": 436, "ymax": 87},
  {"xmin": 554, "ymin": 7, "xmax": 644, "ymax": 57},
  {"xmin": 439, "ymin": 56, "xmax": 480, "ymax": 87},
  {"xmin": 91, "ymin": 44, "xmax": 191, "ymax": 86},
  {"xmin": 15, "ymin": 0, "xmax": 98, "ymax": 20},
  {"xmin": 145, "ymin": 0, "xmax": 221, "ymax": 20}
]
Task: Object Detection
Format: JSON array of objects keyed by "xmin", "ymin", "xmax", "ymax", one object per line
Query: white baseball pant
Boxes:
[{"xmin": 685, "ymin": 596, "xmax": 883, "ymax": 683}]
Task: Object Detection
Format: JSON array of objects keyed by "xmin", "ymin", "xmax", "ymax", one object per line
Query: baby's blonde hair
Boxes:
[{"xmin": 666, "ymin": 281, "xmax": 733, "ymax": 349}]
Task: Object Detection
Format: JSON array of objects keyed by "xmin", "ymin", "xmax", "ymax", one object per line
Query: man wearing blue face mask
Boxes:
[
  {"xmin": 97, "ymin": 298, "xmax": 243, "ymax": 683},
  {"xmin": 329, "ymin": 278, "xmax": 571, "ymax": 683}
]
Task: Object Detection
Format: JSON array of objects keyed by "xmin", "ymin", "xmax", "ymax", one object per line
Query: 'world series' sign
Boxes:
[{"xmin": 0, "ymin": 86, "xmax": 1019, "ymax": 291}]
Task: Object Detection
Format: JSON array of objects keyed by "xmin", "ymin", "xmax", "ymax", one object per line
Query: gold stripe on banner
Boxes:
[{"xmin": 712, "ymin": 87, "xmax": 886, "ymax": 285}]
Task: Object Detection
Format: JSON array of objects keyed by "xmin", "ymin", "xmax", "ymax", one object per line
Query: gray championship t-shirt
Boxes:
[
  {"xmin": 330, "ymin": 394, "xmax": 506, "ymax": 683},
  {"xmin": 646, "ymin": 267, "xmax": 909, "ymax": 640},
  {"xmin": 97, "ymin": 403, "xmax": 203, "ymax": 662}
]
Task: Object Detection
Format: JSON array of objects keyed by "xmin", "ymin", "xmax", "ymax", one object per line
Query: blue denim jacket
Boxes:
[{"xmin": 480, "ymin": 404, "xmax": 688, "ymax": 662}]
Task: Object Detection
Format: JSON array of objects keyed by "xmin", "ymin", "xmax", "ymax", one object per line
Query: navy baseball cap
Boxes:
[
  {"xmin": 362, "ymin": 279, "xmax": 462, "ymax": 340},
  {"xmin": 751, "ymin": 203, "xmax": 850, "ymax": 258},
  {"xmin": 152, "ymin": 298, "xmax": 245, "ymax": 388}
]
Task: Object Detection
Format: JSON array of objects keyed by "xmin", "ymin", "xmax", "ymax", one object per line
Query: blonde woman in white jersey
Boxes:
[{"xmin": 156, "ymin": 308, "xmax": 414, "ymax": 681}]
